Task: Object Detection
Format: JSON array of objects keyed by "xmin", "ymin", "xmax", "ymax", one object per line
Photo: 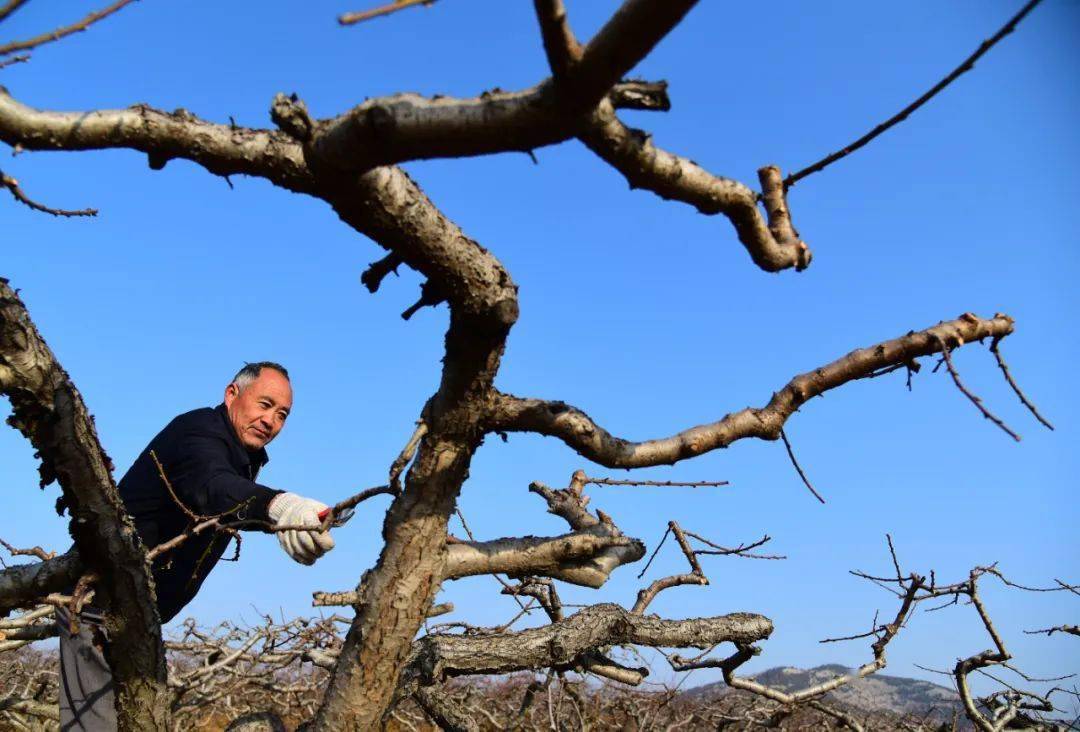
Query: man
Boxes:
[{"xmin": 59, "ymin": 362, "xmax": 335, "ymax": 729}]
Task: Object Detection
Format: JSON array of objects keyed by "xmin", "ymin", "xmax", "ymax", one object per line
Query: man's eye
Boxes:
[{"xmin": 259, "ymin": 400, "xmax": 271, "ymax": 408}]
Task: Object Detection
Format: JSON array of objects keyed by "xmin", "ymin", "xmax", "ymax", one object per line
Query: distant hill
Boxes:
[{"xmin": 688, "ymin": 663, "xmax": 964, "ymax": 722}]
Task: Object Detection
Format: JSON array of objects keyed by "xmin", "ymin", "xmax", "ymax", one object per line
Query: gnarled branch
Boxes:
[{"xmin": 487, "ymin": 313, "xmax": 1015, "ymax": 468}]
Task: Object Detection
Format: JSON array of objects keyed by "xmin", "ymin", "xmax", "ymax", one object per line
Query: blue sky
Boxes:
[{"xmin": 2, "ymin": 0, "xmax": 1077, "ymax": 700}]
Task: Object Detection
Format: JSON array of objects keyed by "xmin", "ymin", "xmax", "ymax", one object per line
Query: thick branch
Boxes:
[
  {"xmin": 526, "ymin": 472, "xmax": 647, "ymax": 584},
  {"xmin": 0, "ymin": 280, "xmax": 169, "ymax": 728},
  {"xmin": 444, "ymin": 532, "xmax": 643, "ymax": 588},
  {"xmin": 488, "ymin": 313, "xmax": 1014, "ymax": 468},
  {"xmin": 413, "ymin": 685, "xmax": 479, "ymax": 732},
  {"xmin": 408, "ymin": 603, "xmax": 771, "ymax": 683},
  {"xmin": 0, "ymin": 551, "xmax": 83, "ymax": 615},
  {"xmin": 0, "ymin": 89, "xmax": 312, "ymax": 189},
  {"xmin": 578, "ymin": 101, "xmax": 811, "ymax": 272},
  {"xmin": 557, "ymin": 0, "xmax": 697, "ymax": 112}
]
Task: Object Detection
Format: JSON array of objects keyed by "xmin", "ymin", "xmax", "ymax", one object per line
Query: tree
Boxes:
[{"xmin": 0, "ymin": 0, "xmax": 1076, "ymax": 729}]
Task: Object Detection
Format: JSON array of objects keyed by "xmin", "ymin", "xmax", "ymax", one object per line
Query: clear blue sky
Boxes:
[{"xmin": 3, "ymin": 0, "xmax": 1077, "ymax": 701}]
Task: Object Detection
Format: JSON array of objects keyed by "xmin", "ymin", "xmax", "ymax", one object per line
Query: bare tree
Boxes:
[{"xmin": 0, "ymin": 1, "xmax": 1071, "ymax": 730}]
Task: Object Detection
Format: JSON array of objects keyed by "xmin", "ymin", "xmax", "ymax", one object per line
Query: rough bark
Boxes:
[
  {"xmin": 0, "ymin": 280, "xmax": 169, "ymax": 729},
  {"xmin": 309, "ymin": 161, "xmax": 519, "ymax": 728},
  {"xmin": 413, "ymin": 686, "xmax": 479, "ymax": 732},
  {"xmin": 487, "ymin": 313, "xmax": 1014, "ymax": 467},
  {"xmin": 0, "ymin": 550, "xmax": 83, "ymax": 616},
  {"xmin": 408, "ymin": 603, "xmax": 772, "ymax": 682},
  {"xmin": 445, "ymin": 532, "xmax": 644, "ymax": 588},
  {"xmin": 0, "ymin": 79, "xmax": 810, "ymax": 274}
]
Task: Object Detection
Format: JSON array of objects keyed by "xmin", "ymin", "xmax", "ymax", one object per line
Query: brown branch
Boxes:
[
  {"xmin": 807, "ymin": 700, "xmax": 866, "ymax": 732},
  {"xmin": 0, "ymin": 697, "xmax": 58, "ymax": 722},
  {"xmin": 784, "ymin": 0, "xmax": 1045, "ymax": 188},
  {"xmin": 779, "ymin": 428, "xmax": 826, "ymax": 504},
  {"xmin": 1, "ymin": 167, "xmax": 97, "ymax": 216},
  {"xmin": 149, "ymin": 449, "xmax": 201, "ymax": 522},
  {"xmin": 710, "ymin": 574, "xmax": 924, "ymax": 705},
  {"xmin": 0, "ymin": 53, "xmax": 28, "ymax": 69},
  {"xmin": 489, "ymin": 313, "xmax": 1015, "ymax": 468},
  {"xmin": 935, "ymin": 335, "xmax": 1021, "ymax": 442},
  {"xmin": 608, "ymin": 79, "xmax": 670, "ymax": 111},
  {"xmin": 0, "ymin": 0, "xmax": 141, "ymax": 57},
  {"xmin": 990, "ymin": 338, "xmax": 1054, "ymax": 430},
  {"xmin": 339, "ymin": 0, "xmax": 436, "ymax": 27},
  {"xmin": 413, "ymin": 684, "xmax": 479, "ymax": 732},
  {"xmin": 318, "ymin": 483, "xmax": 396, "ymax": 531},
  {"xmin": 0, "ymin": 84, "xmax": 808, "ymax": 276},
  {"xmin": 360, "ymin": 251, "xmax": 404, "ymax": 293},
  {"xmin": 0, "ymin": 279, "xmax": 168, "ymax": 728},
  {"xmin": 443, "ymin": 531, "xmax": 641, "ymax": 587},
  {"xmin": 389, "ymin": 420, "xmax": 427, "ymax": 492},
  {"xmin": 1024, "ymin": 625, "xmax": 1079, "ymax": 638},
  {"xmin": 525, "ymin": 473, "xmax": 646, "ymax": 586},
  {"xmin": 0, "ymin": 539, "xmax": 55, "ymax": 562},
  {"xmin": 0, "ymin": 0, "xmax": 31, "ymax": 23},
  {"xmin": 557, "ymin": 0, "xmax": 698, "ymax": 113},
  {"xmin": 578, "ymin": 102, "xmax": 812, "ymax": 272},
  {"xmin": 631, "ymin": 521, "xmax": 706, "ymax": 614},
  {"xmin": 407, "ymin": 603, "xmax": 772, "ymax": 685},
  {"xmin": 533, "ymin": 0, "xmax": 582, "ymax": 78},
  {"xmin": 0, "ymin": 551, "xmax": 83, "ymax": 615},
  {"xmin": 584, "ymin": 476, "xmax": 729, "ymax": 489}
]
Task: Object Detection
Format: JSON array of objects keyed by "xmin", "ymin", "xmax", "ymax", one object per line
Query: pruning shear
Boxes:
[{"xmin": 317, "ymin": 506, "xmax": 356, "ymax": 528}]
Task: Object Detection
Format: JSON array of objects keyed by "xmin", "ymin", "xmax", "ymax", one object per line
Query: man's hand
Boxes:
[{"xmin": 267, "ymin": 493, "xmax": 336, "ymax": 565}]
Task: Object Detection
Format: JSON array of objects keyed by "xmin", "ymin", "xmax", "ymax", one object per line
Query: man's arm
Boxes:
[
  {"xmin": 166, "ymin": 427, "xmax": 334, "ymax": 564},
  {"xmin": 167, "ymin": 428, "xmax": 280, "ymax": 520}
]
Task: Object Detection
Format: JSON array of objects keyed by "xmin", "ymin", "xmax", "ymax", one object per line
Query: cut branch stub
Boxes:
[{"xmin": 525, "ymin": 473, "xmax": 645, "ymax": 587}]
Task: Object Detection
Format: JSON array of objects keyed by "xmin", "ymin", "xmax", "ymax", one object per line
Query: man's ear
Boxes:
[{"xmin": 224, "ymin": 383, "xmax": 239, "ymax": 407}]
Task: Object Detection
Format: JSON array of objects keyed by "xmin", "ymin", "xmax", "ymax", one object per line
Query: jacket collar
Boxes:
[{"xmin": 214, "ymin": 403, "xmax": 270, "ymax": 469}]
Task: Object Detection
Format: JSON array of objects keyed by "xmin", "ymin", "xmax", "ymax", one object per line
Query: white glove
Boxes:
[{"xmin": 267, "ymin": 492, "xmax": 336, "ymax": 565}]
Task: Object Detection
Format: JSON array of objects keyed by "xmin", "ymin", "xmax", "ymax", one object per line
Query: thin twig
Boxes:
[
  {"xmin": 936, "ymin": 337, "xmax": 1021, "ymax": 441},
  {"xmin": 784, "ymin": 0, "xmax": 1045, "ymax": 188},
  {"xmin": 0, "ymin": 53, "xmax": 29, "ymax": 70},
  {"xmin": 339, "ymin": 0, "xmax": 435, "ymax": 26},
  {"xmin": 779, "ymin": 428, "xmax": 825, "ymax": 503},
  {"xmin": 0, "ymin": 538, "xmax": 55, "ymax": 561},
  {"xmin": 0, "ymin": 0, "xmax": 141, "ymax": 57},
  {"xmin": 584, "ymin": 476, "xmax": 729, "ymax": 488},
  {"xmin": 1, "ymin": 169, "xmax": 97, "ymax": 217},
  {"xmin": 636, "ymin": 524, "xmax": 671, "ymax": 580},
  {"xmin": 149, "ymin": 449, "xmax": 200, "ymax": 522},
  {"xmin": 990, "ymin": 338, "xmax": 1054, "ymax": 430},
  {"xmin": 683, "ymin": 530, "xmax": 785, "ymax": 560},
  {"xmin": 319, "ymin": 484, "xmax": 395, "ymax": 531}
]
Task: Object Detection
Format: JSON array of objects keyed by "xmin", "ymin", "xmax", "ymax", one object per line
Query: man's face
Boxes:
[{"xmin": 223, "ymin": 369, "xmax": 293, "ymax": 451}]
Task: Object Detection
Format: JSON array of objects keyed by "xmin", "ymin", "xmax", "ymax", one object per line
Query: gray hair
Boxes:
[{"xmin": 230, "ymin": 362, "xmax": 290, "ymax": 392}]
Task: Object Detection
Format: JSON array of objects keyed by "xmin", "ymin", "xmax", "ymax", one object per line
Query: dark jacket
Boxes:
[{"xmin": 118, "ymin": 404, "xmax": 281, "ymax": 623}]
